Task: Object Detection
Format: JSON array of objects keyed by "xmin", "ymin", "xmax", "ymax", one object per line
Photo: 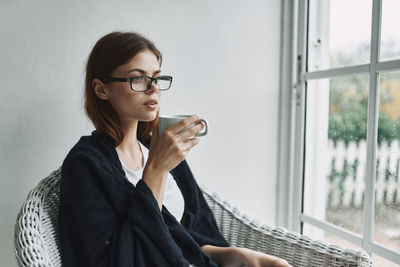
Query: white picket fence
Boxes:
[{"xmin": 327, "ymin": 139, "xmax": 400, "ymax": 208}]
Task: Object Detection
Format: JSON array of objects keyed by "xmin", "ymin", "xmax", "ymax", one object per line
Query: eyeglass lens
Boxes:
[{"xmin": 131, "ymin": 76, "xmax": 171, "ymax": 91}]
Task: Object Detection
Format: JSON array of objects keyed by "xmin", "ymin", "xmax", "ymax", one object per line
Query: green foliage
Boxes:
[
  {"xmin": 378, "ymin": 112, "xmax": 396, "ymax": 144},
  {"xmin": 328, "ymin": 107, "xmax": 399, "ymax": 146},
  {"xmin": 327, "ymin": 45, "xmax": 400, "ymax": 146},
  {"xmin": 328, "ymin": 112, "xmax": 366, "ymax": 146},
  {"xmin": 328, "ymin": 106, "xmax": 400, "ymax": 146},
  {"xmin": 328, "ymin": 74, "xmax": 369, "ymax": 146}
]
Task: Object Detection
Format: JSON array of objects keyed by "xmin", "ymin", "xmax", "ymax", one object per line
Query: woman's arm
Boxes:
[
  {"xmin": 201, "ymin": 245, "xmax": 243, "ymax": 266},
  {"xmin": 201, "ymin": 245, "xmax": 292, "ymax": 267}
]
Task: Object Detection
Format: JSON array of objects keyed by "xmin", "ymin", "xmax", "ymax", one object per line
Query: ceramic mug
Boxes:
[{"xmin": 158, "ymin": 115, "xmax": 208, "ymax": 138}]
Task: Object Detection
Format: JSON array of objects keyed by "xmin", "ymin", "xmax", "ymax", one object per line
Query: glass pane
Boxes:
[
  {"xmin": 308, "ymin": 0, "xmax": 372, "ymax": 71},
  {"xmin": 372, "ymin": 254, "xmax": 400, "ymax": 267},
  {"xmin": 304, "ymin": 74, "xmax": 369, "ymax": 236},
  {"xmin": 380, "ymin": 0, "xmax": 400, "ymax": 61},
  {"xmin": 303, "ymin": 223, "xmax": 362, "ymax": 251},
  {"xmin": 374, "ymin": 72, "xmax": 400, "ymax": 253}
]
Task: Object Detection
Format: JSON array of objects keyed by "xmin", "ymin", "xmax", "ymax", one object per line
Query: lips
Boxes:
[
  {"xmin": 143, "ymin": 99, "xmax": 158, "ymax": 105},
  {"xmin": 143, "ymin": 99, "xmax": 158, "ymax": 110}
]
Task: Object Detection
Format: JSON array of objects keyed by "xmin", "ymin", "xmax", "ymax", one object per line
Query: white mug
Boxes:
[{"xmin": 158, "ymin": 115, "xmax": 208, "ymax": 138}]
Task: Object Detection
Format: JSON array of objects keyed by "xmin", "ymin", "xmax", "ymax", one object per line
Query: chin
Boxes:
[{"xmin": 140, "ymin": 112, "xmax": 158, "ymax": 122}]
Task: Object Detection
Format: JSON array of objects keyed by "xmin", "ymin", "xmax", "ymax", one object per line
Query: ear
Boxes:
[{"xmin": 92, "ymin": 78, "xmax": 110, "ymax": 100}]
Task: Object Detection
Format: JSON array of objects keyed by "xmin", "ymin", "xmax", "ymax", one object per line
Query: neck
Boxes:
[
  {"xmin": 115, "ymin": 119, "xmax": 145, "ymax": 170},
  {"xmin": 116, "ymin": 119, "xmax": 140, "ymax": 156}
]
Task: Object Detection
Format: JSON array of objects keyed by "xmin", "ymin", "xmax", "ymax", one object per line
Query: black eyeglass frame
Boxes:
[{"xmin": 98, "ymin": 75, "xmax": 173, "ymax": 92}]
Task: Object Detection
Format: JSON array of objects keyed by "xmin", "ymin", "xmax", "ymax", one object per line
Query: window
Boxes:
[{"xmin": 283, "ymin": 0, "xmax": 400, "ymax": 265}]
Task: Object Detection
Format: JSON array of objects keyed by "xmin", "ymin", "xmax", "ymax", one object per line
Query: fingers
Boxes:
[
  {"xmin": 161, "ymin": 115, "xmax": 205, "ymax": 141},
  {"xmin": 169, "ymin": 115, "xmax": 200, "ymax": 135},
  {"xmin": 177, "ymin": 120, "xmax": 205, "ymax": 141},
  {"xmin": 182, "ymin": 137, "xmax": 200, "ymax": 152},
  {"xmin": 157, "ymin": 115, "xmax": 202, "ymax": 158}
]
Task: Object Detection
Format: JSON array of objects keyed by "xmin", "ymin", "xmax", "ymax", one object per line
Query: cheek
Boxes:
[{"xmin": 109, "ymin": 90, "xmax": 141, "ymax": 115}]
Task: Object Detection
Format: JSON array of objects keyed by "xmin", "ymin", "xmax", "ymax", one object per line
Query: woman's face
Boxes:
[{"xmin": 97, "ymin": 49, "xmax": 162, "ymax": 124}]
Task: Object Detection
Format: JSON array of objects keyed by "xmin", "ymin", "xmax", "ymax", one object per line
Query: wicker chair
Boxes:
[{"xmin": 14, "ymin": 168, "xmax": 372, "ymax": 267}]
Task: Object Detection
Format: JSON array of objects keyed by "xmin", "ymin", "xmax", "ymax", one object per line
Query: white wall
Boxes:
[{"xmin": 0, "ymin": 0, "xmax": 282, "ymax": 265}]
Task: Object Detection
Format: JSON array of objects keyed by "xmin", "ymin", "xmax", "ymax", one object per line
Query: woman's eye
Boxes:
[{"xmin": 132, "ymin": 76, "xmax": 145, "ymax": 83}]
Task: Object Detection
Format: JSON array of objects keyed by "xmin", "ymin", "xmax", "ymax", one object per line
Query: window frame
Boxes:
[{"xmin": 278, "ymin": 0, "xmax": 400, "ymax": 264}]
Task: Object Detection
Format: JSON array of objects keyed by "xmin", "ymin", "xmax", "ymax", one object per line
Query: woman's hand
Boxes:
[
  {"xmin": 142, "ymin": 115, "xmax": 204, "ymax": 209},
  {"xmin": 237, "ymin": 248, "xmax": 292, "ymax": 267},
  {"xmin": 146, "ymin": 115, "xmax": 204, "ymax": 173}
]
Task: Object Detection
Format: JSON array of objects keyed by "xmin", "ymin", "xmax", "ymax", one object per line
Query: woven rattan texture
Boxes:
[
  {"xmin": 14, "ymin": 169, "xmax": 372, "ymax": 266},
  {"xmin": 14, "ymin": 168, "xmax": 62, "ymax": 267},
  {"xmin": 200, "ymin": 185, "xmax": 372, "ymax": 267}
]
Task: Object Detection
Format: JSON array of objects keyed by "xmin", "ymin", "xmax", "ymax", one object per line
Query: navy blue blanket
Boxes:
[{"xmin": 59, "ymin": 130, "xmax": 229, "ymax": 266}]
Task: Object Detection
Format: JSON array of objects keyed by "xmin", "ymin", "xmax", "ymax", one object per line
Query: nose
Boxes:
[{"xmin": 145, "ymin": 80, "xmax": 160, "ymax": 95}]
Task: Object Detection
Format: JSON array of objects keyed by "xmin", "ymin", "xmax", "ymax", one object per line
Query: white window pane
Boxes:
[
  {"xmin": 372, "ymin": 253, "xmax": 400, "ymax": 267},
  {"xmin": 380, "ymin": 0, "xmax": 400, "ymax": 61},
  {"xmin": 374, "ymin": 71, "xmax": 400, "ymax": 253},
  {"xmin": 304, "ymin": 74, "xmax": 369, "ymax": 236},
  {"xmin": 307, "ymin": 0, "xmax": 372, "ymax": 71}
]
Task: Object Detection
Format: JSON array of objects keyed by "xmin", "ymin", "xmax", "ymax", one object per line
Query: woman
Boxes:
[{"xmin": 59, "ymin": 31, "xmax": 291, "ymax": 267}]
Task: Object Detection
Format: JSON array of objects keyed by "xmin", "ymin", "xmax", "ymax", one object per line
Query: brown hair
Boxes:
[{"xmin": 84, "ymin": 31, "xmax": 162, "ymax": 146}]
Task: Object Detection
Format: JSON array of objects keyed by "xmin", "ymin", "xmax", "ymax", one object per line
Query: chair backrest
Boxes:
[{"xmin": 14, "ymin": 168, "xmax": 62, "ymax": 267}]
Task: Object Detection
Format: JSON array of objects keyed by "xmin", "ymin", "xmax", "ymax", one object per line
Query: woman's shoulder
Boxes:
[{"xmin": 62, "ymin": 131, "xmax": 116, "ymax": 168}]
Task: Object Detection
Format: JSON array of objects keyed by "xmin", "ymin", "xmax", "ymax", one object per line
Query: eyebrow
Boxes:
[{"xmin": 128, "ymin": 68, "xmax": 161, "ymax": 75}]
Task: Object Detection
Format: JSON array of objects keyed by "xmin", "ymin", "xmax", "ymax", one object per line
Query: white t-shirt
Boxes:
[{"xmin": 119, "ymin": 141, "xmax": 185, "ymax": 222}]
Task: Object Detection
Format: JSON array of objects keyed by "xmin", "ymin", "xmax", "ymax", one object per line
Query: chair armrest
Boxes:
[{"xmin": 200, "ymin": 184, "xmax": 372, "ymax": 267}]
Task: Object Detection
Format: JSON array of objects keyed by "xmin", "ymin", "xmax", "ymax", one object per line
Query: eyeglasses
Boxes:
[{"xmin": 99, "ymin": 75, "xmax": 173, "ymax": 92}]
